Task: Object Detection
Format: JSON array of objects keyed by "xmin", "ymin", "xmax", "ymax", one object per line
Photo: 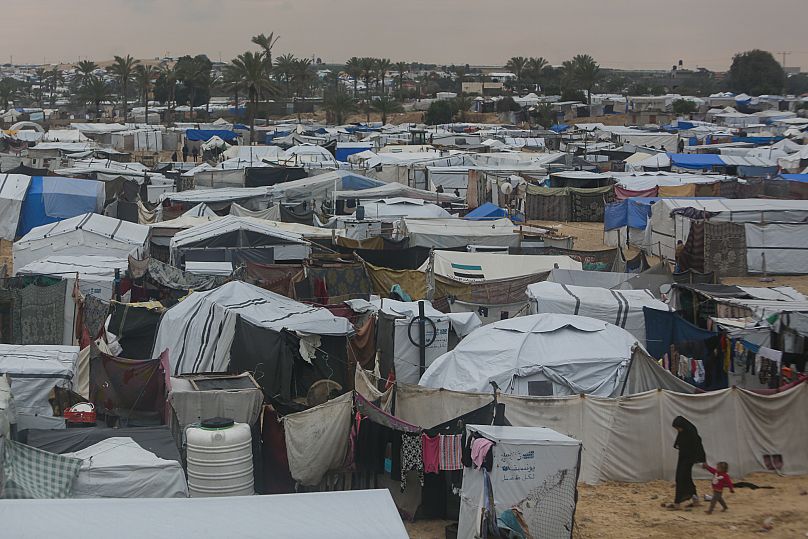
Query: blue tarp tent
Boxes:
[
  {"xmin": 335, "ymin": 143, "xmax": 373, "ymax": 163},
  {"xmin": 781, "ymin": 174, "xmax": 808, "ymax": 183},
  {"xmin": 17, "ymin": 176, "xmax": 104, "ymax": 237},
  {"xmin": 643, "ymin": 307, "xmax": 717, "ymax": 360},
  {"xmin": 464, "ymin": 202, "xmax": 523, "ymax": 222},
  {"xmin": 338, "ymin": 172, "xmax": 385, "ymax": 191},
  {"xmin": 550, "ymin": 124, "xmax": 570, "ymax": 133},
  {"xmin": 604, "ymin": 200, "xmax": 628, "ymax": 231},
  {"xmin": 667, "ymin": 153, "xmax": 724, "ymax": 170},
  {"xmin": 185, "ymin": 129, "xmax": 239, "ymax": 142},
  {"xmin": 605, "ymin": 198, "xmax": 659, "ymax": 231}
]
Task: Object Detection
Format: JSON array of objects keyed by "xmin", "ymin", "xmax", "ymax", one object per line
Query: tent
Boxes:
[
  {"xmin": 458, "ymin": 426, "xmax": 581, "ymax": 539},
  {"xmin": 153, "ymin": 281, "xmax": 354, "ymax": 375},
  {"xmin": 420, "ymin": 314, "xmax": 641, "ymax": 397},
  {"xmin": 0, "ymin": 174, "xmax": 32, "ymax": 240},
  {"xmin": 185, "ymin": 129, "xmax": 238, "ymax": 142},
  {"xmin": 334, "ymin": 181, "xmax": 462, "ymax": 204},
  {"xmin": 64, "ymin": 437, "xmax": 188, "ymax": 498},
  {"xmin": 17, "ymin": 176, "xmax": 105, "ymax": 237},
  {"xmin": 358, "ymin": 198, "xmax": 452, "ymax": 220},
  {"xmin": 425, "ymin": 250, "xmax": 581, "ymax": 282},
  {"xmin": 0, "ymin": 345, "xmax": 79, "ymax": 430},
  {"xmin": 16, "ymin": 255, "xmax": 129, "ymax": 300},
  {"xmin": 169, "ymin": 215, "xmax": 311, "ymax": 265},
  {"xmin": 269, "ymin": 170, "xmax": 385, "ymax": 205},
  {"xmin": 13, "ymin": 214, "xmax": 149, "ymax": 276},
  {"xmin": 463, "ymin": 202, "xmax": 523, "ymax": 222},
  {"xmin": 402, "ymin": 218, "xmax": 518, "ymax": 249},
  {"xmin": 547, "ymin": 264, "xmax": 673, "ymax": 298},
  {"xmin": 526, "ymin": 281, "xmax": 670, "ymax": 345}
]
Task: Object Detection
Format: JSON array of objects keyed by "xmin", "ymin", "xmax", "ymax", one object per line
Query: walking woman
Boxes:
[{"xmin": 667, "ymin": 416, "xmax": 706, "ymax": 509}]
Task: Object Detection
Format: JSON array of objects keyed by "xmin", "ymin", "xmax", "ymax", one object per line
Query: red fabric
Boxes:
[
  {"xmin": 703, "ymin": 464, "xmax": 734, "ymax": 492},
  {"xmin": 614, "ymin": 185, "xmax": 658, "ymax": 200},
  {"xmin": 422, "ymin": 434, "xmax": 440, "ymax": 474}
]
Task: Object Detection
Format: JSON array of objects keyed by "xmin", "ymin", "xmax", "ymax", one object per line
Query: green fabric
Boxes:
[{"xmin": 1, "ymin": 439, "xmax": 82, "ymax": 499}]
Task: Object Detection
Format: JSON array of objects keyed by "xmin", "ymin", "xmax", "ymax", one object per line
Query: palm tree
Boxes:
[
  {"xmin": 394, "ymin": 61, "xmax": 408, "ymax": 101},
  {"xmin": 375, "ymin": 58, "xmax": 392, "ymax": 95},
  {"xmin": 323, "ymin": 88, "xmax": 355, "ymax": 125},
  {"xmin": 292, "ymin": 58, "xmax": 314, "ymax": 97},
  {"xmin": 229, "ymin": 51, "xmax": 275, "ymax": 141},
  {"xmin": 371, "ymin": 96, "xmax": 403, "ymax": 125},
  {"xmin": 274, "ymin": 53, "xmax": 297, "ymax": 97},
  {"xmin": 47, "ymin": 68, "xmax": 64, "ymax": 107},
  {"xmin": 0, "ymin": 78, "xmax": 18, "ymax": 111},
  {"xmin": 453, "ymin": 94, "xmax": 474, "ymax": 122},
  {"xmin": 134, "ymin": 64, "xmax": 158, "ymax": 124},
  {"xmin": 345, "ymin": 57, "xmax": 362, "ymax": 97},
  {"xmin": 81, "ymin": 76, "xmax": 112, "ymax": 120},
  {"xmin": 222, "ymin": 64, "xmax": 245, "ymax": 119},
  {"xmin": 572, "ymin": 54, "xmax": 600, "ymax": 105},
  {"xmin": 76, "ymin": 60, "xmax": 98, "ymax": 87},
  {"xmin": 560, "ymin": 60, "xmax": 577, "ymax": 95},
  {"xmin": 34, "ymin": 68, "xmax": 46, "ymax": 105},
  {"xmin": 359, "ymin": 57, "xmax": 376, "ymax": 99},
  {"xmin": 107, "ymin": 55, "xmax": 140, "ymax": 121},
  {"xmin": 505, "ymin": 56, "xmax": 529, "ymax": 90},
  {"xmin": 251, "ymin": 32, "xmax": 280, "ymax": 66},
  {"xmin": 526, "ymin": 57, "xmax": 549, "ymax": 88},
  {"xmin": 159, "ymin": 64, "xmax": 178, "ymax": 123}
]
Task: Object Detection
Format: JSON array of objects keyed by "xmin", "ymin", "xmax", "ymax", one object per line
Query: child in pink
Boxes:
[{"xmin": 702, "ymin": 461, "xmax": 734, "ymax": 513}]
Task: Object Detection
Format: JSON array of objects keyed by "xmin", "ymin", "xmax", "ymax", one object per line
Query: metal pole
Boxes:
[{"xmin": 418, "ymin": 300, "xmax": 426, "ymax": 377}]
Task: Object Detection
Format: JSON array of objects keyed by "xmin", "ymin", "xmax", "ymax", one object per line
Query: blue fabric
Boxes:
[
  {"xmin": 667, "ymin": 153, "xmax": 724, "ymax": 169},
  {"xmin": 781, "ymin": 174, "xmax": 808, "ymax": 183},
  {"xmin": 550, "ymin": 124, "xmax": 570, "ymax": 133},
  {"xmin": 628, "ymin": 198, "xmax": 656, "ymax": 229},
  {"xmin": 335, "ymin": 145, "xmax": 372, "ymax": 162},
  {"xmin": 464, "ymin": 202, "xmax": 524, "ymax": 222},
  {"xmin": 185, "ymin": 129, "xmax": 239, "ymax": 142},
  {"xmin": 338, "ymin": 172, "xmax": 385, "ymax": 190},
  {"xmin": 676, "ymin": 121, "xmax": 696, "ymax": 130},
  {"xmin": 643, "ymin": 307, "xmax": 717, "ymax": 360},
  {"xmin": 265, "ymin": 130, "xmax": 290, "ymax": 143},
  {"xmin": 731, "ymin": 136, "xmax": 784, "ymax": 144},
  {"xmin": 17, "ymin": 177, "xmax": 101, "ymax": 236},
  {"xmin": 604, "ymin": 200, "xmax": 628, "ymax": 231},
  {"xmin": 738, "ymin": 165, "xmax": 779, "ymax": 178}
]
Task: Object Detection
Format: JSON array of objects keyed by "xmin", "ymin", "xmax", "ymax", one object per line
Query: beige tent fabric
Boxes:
[
  {"xmin": 395, "ymin": 383, "xmax": 808, "ymax": 484},
  {"xmin": 137, "ymin": 201, "xmax": 158, "ymax": 225},
  {"xmin": 354, "ymin": 367, "xmax": 393, "ymax": 413}
]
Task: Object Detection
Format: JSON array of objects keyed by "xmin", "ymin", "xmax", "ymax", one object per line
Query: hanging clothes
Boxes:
[
  {"xmin": 400, "ymin": 433, "xmax": 424, "ymax": 492},
  {"xmin": 421, "ymin": 434, "xmax": 440, "ymax": 474},
  {"xmin": 439, "ymin": 434, "xmax": 463, "ymax": 471}
]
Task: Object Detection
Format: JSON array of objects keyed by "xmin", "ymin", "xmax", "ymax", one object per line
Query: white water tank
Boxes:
[{"xmin": 186, "ymin": 417, "xmax": 254, "ymax": 497}]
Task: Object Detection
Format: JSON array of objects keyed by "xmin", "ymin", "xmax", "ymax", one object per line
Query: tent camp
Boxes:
[
  {"xmin": 16, "ymin": 176, "xmax": 105, "ymax": 237},
  {"xmin": 0, "ymin": 345, "xmax": 79, "ymax": 430},
  {"xmin": 16, "ymin": 255, "xmax": 129, "ymax": 300},
  {"xmin": 334, "ymin": 181, "xmax": 463, "ymax": 205},
  {"xmin": 13, "ymin": 213, "xmax": 149, "ymax": 272},
  {"xmin": 358, "ymin": 198, "xmax": 452, "ymax": 220},
  {"xmin": 526, "ymin": 281, "xmax": 670, "ymax": 345},
  {"xmin": 169, "ymin": 215, "xmax": 311, "ymax": 266},
  {"xmin": 464, "ymin": 202, "xmax": 523, "ymax": 222},
  {"xmin": 401, "ymin": 218, "xmax": 518, "ymax": 249},
  {"xmin": 420, "ymin": 314, "xmax": 652, "ymax": 397},
  {"xmin": 153, "ymin": 281, "xmax": 354, "ymax": 375},
  {"xmin": 546, "ymin": 265, "xmax": 673, "ymax": 298},
  {"xmin": 0, "ymin": 174, "xmax": 32, "ymax": 240},
  {"xmin": 425, "ymin": 251, "xmax": 581, "ymax": 282}
]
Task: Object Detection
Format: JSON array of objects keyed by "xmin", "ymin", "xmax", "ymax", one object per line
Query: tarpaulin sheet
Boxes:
[
  {"xmin": 17, "ymin": 177, "xmax": 104, "ymax": 237},
  {"xmin": 668, "ymin": 153, "xmax": 724, "ymax": 169},
  {"xmin": 185, "ymin": 129, "xmax": 238, "ymax": 142},
  {"xmin": 658, "ymin": 184, "xmax": 696, "ymax": 197},
  {"xmin": 614, "ymin": 185, "xmax": 658, "ymax": 200},
  {"xmin": 643, "ymin": 307, "xmax": 717, "ymax": 359},
  {"xmin": 604, "ymin": 201, "xmax": 627, "ymax": 231},
  {"xmin": 363, "ymin": 260, "xmax": 427, "ymax": 300}
]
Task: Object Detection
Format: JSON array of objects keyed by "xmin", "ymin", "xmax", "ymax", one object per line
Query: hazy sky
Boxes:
[{"xmin": 8, "ymin": 0, "xmax": 807, "ymax": 71}]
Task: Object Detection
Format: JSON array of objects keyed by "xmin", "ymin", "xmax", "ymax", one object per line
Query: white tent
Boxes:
[
  {"xmin": 0, "ymin": 345, "xmax": 78, "ymax": 430},
  {"xmin": 16, "ymin": 255, "xmax": 129, "ymax": 300},
  {"xmin": 334, "ymin": 181, "xmax": 462, "ymax": 204},
  {"xmin": 13, "ymin": 214, "xmax": 149, "ymax": 271},
  {"xmin": 359, "ymin": 198, "xmax": 452, "ymax": 220},
  {"xmin": 419, "ymin": 314, "xmax": 639, "ymax": 397},
  {"xmin": 0, "ymin": 174, "xmax": 32, "ymax": 241},
  {"xmin": 458, "ymin": 426, "xmax": 581, "ymax": 539},
  {"xmin": 169, "ymin": 215, "xmax": 311, "ymax": 265},
  {"xmin": 153, "ymin": 281, "xmax": 354, "ymax": 375},
  {"xmin": 425, "ymin": 251, "xmax": 581, "ymax": 282},
  {"xmin": 182, "ymin": 203, "xmax": 217, "ymax": 218},
  {"xmin": 402, "ymin": 218, "xmax": 518, "ymax": 249},
  {"xmin": 526, "ymin": 281, "xmax": 670, "ymax": 345},
  {"xmin": 65, "ymin": 437, "xmax": 188, "ymax": 499}
]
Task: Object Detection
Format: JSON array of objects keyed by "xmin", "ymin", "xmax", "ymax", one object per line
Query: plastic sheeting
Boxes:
[
  {"xmin": 168, "ymin": 375, "xmax": 264, "ymax": 429},
  {"xmin": 17, "ymin": 177, "xmax": 104, "ymax": 237},
  {"xmin": 744, "ymin": 223, "xmax": 808, "ymax": 275},
  {"xmin": 0, "ymin": 174, "xmax": 31, "ymax": 240},
  {"xmin": 402, "ymin": 218, "xmax": 518, "ymax": 249},
  {"xmin": 426, "ymin": 251, "xmax": 580, "ymax": 282}
]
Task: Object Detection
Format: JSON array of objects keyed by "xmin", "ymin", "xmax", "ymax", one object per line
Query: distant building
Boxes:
[{"xmin": 461, "ymin": 81, "xmax": 503, "ymax": 96}]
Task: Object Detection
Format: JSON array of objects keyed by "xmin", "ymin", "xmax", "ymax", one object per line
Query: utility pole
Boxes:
[{"xmin": 776, "ymin": 51, "xmax": 791, "ymax": 69}]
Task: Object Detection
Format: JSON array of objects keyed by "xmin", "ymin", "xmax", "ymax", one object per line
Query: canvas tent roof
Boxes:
[
  {"xmin": 526, "ymin": 281, "xmax": 670, "ymax": 345},
  {"xmin": 419, "ymin": 313, "xmax": 641, "ymax": 397},
  {"xmin": 0, "ymin": 173, "xmax": 32, "ymax": 240},
  {"xmin": 402, "ymin": 217, "xmax": 518, "ymax": 249},
  {"xmin": 13, "ymin": 213, "xmax": 149, "ymax": 271},
  {"xmin": 16, "ymin": 255, "xmax": 129, "ymax": 299},
  {"xmin": 358, "ymin": 198, "xmax": 452, "ymax": 219},
  {"xmin": 334, "ymin": 181, "xmax": 462, "ymax": 204},
  {"xmin": 424, "ymin": 251, "xmax": 581, "ymax": 282},
  {"xmin": 16, "ymin": 176, "xmax": 105, "ymax": 238},
  {"xmin": 153, "ymin": 281, "xmax": 354, "ymax": 375},
  {"xmin": 0, "ymin": 489, "xmax": 408, "ymax": 539},
  {"xmin": 269, "ymin": 170, "xmax": 385, "ymax": 204},
  {"xmin": 162, "ymin": 187, "xmax": 271, "ymax": 205}
]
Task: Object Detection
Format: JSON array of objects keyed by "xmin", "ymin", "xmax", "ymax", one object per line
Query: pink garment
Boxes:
[
  {"xmin": 470, "ymin": 437, "xmax": 495, "ymax": 468},
  {"xmin": 422, "ymin": 434, "xmax": 440, "ymax": 474}
]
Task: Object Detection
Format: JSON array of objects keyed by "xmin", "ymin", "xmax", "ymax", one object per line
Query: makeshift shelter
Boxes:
[
  {"xmin": 64, "ymin": 437, "xmax": 188, "ymax": 498},
  {"xmin": 16, "ymin": 176, "xmax": 105, "ymax": 237},
  {"xmin": 0, "ymin": 174, "xmax": 32, "ymax": 240},
  {"xmin": 421, "ymin": 314, "xmax": 662, "ymax": 397},
  {"xmin": 523, "ymin": 184, "xmax": 615, "ymax": 222},
  {"xmin": 546, "ymin": 264, "xmax": 673, "ymax": 298},
  {"xmin": 13, "ymin": 214, "xmax": 149, "ymax": 271},
  {"xmin": 334, "ymin": 181, "xmax": 463, "ymax": 205},
  {"xmin": 401, "ymin": 218, "xmax": 518, "ymax": 249},
  {"xmin": 458, "ymin": 426, "xmax": 581, "ymax": 539},
  {"xmin": 169, "ymin": 215, "xmax": 311, "ymax": 266},
  {"xmin": 357, "ymin": 198, "xmax": 452, "ymax": 220},
  {"xmin": 16, "ymin": 255, "xmax": 128, "ymax": 300},
  {"xmin": 526, "ymin": 281, "xmax": 670, "ymax": 345},
  {"xmin": 426, "ymin": 251, "xmax": 581, "ymax": 282},
  {"xmin": 463, "ymin": 202, "xmax": 523, "ymax": 222},
  {"xmin": 270, "ymin": 170, "xmax": 385, "ymax": 206}
]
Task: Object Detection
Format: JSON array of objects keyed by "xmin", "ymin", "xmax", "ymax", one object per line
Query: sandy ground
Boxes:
[{"xmin": 406, "ymin": 473, "xmax": 808, "ymax": 538}]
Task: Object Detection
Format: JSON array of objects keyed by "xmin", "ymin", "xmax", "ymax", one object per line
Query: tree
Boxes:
[
  {"xmin": 453, "ymin": 94, "xmax": 474, "ymax": 122},
  {"xmin": 572, "ymin": 54, "xmax": 600, "ymax": 105},
  {"xmin": 251, "ymin": 32, "xmax": 280, "ymax": 66},
  {"xmin": 76, "ymin": 60, "xmax": 98, "ymax": 87},
  {"xmin": 531, "ymin": 102, "xmax": 556, "ymax": 128},
  {"xmin": 394, "ymin": 61, "xmax": 408, "ymax": 101},
  {"xmin": 525, "ymin": 57, "xmax": 549, "ymax": 88},
  {"xmin": 371, "ymin": 96, "xmax": 403, "ymax": 125},
  {"xmin": 505, "ymin": 56, "xmax": 529, "ymax": 89},
  {"xmin": 672, "ymin": 99, "xmax": 697, "ymax": 115},
  {"xmin": 292, "ymin": 58, "xmax": 314, "ymax": 97},
  {"xmin": 323, "ymin": 88, "xmax": 355, "ymax": 124},
  {"xmin": 33, "ymin": 68, "xmax": 46, "ymax": 105},
  {"xmin": 359, "ymin": 57, "xmax": 377, "ymax": 121},
  {"xmin": 229, "ymin": 51, "xmax": 275, "ymax": 140},
  {"xmin": 786, "ymin": 73, "xmax": 808, "ymax": 96},
  {"xmin": 424, "ymin": 99, "xmax": 457, "ymax": 125},
  {"xmin": 345, "ymin": 57, "xmax": 362, "ymax": 97},
  {"xmin": 174, "ymin": 55, "xmax": 213, "ymax": 118},
  {"xmin": 134, "ymin": 64, "xmax": 158, "ymax": 124},
  {"xmin": 0, "ymin": 78, "xmax": 19, "ymax": 111},
  {"xmin": 274, "ymin": 53, "xmax": 297, "ymax": 97},
  {"xmin": 375, "ymin": 58, "xmax": 392, "ymax": 95},
  {"xmin": 46, "ymin": 67, "xmax": 64, "ymax": 107},
  {"xmin": 156, "ymin": 64, "xmax": 178, "ymax": 123},
  {"xmin": 80, "ymin": 75, "xmax": 112, "ymax": 120},
  {"xmin": 496, "ymin": 96, "xmax": 522, "ymax": 113},
  {"xmin": 107, "ymin": 55, "xmax": 140, "ymax": 121},
  {"xmin": 728, "ymin": 50, "xmax": 786, "ymax": 95},
  {"xmin": 221, "ymin": 64, "xmax": 245, "ymax": 118}
]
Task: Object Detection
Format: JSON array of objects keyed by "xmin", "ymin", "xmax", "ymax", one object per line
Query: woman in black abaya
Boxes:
[{"xmin": 667, "ymin": 416, "xmax": 706, "ymax": 509}]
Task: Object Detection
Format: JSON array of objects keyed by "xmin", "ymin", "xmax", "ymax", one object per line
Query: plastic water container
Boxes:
[{"xmin": 186, "ymin": 417, "xmax": 254, "ymax": 497}]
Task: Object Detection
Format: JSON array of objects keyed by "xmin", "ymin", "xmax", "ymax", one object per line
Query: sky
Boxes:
[{"xmin": 7, "ymin": 0, "xmax": 808, "ymax": 71}]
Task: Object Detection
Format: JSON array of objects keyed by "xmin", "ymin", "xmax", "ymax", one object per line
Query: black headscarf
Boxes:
[{"xmin": 672, "ymin": 416, "xmax": 706, "ymax": 463}]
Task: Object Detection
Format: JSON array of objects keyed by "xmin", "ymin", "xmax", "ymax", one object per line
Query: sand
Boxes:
[{"xmin": 405, "ymin": 473, "xmax": 808, "ymax": 538}]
